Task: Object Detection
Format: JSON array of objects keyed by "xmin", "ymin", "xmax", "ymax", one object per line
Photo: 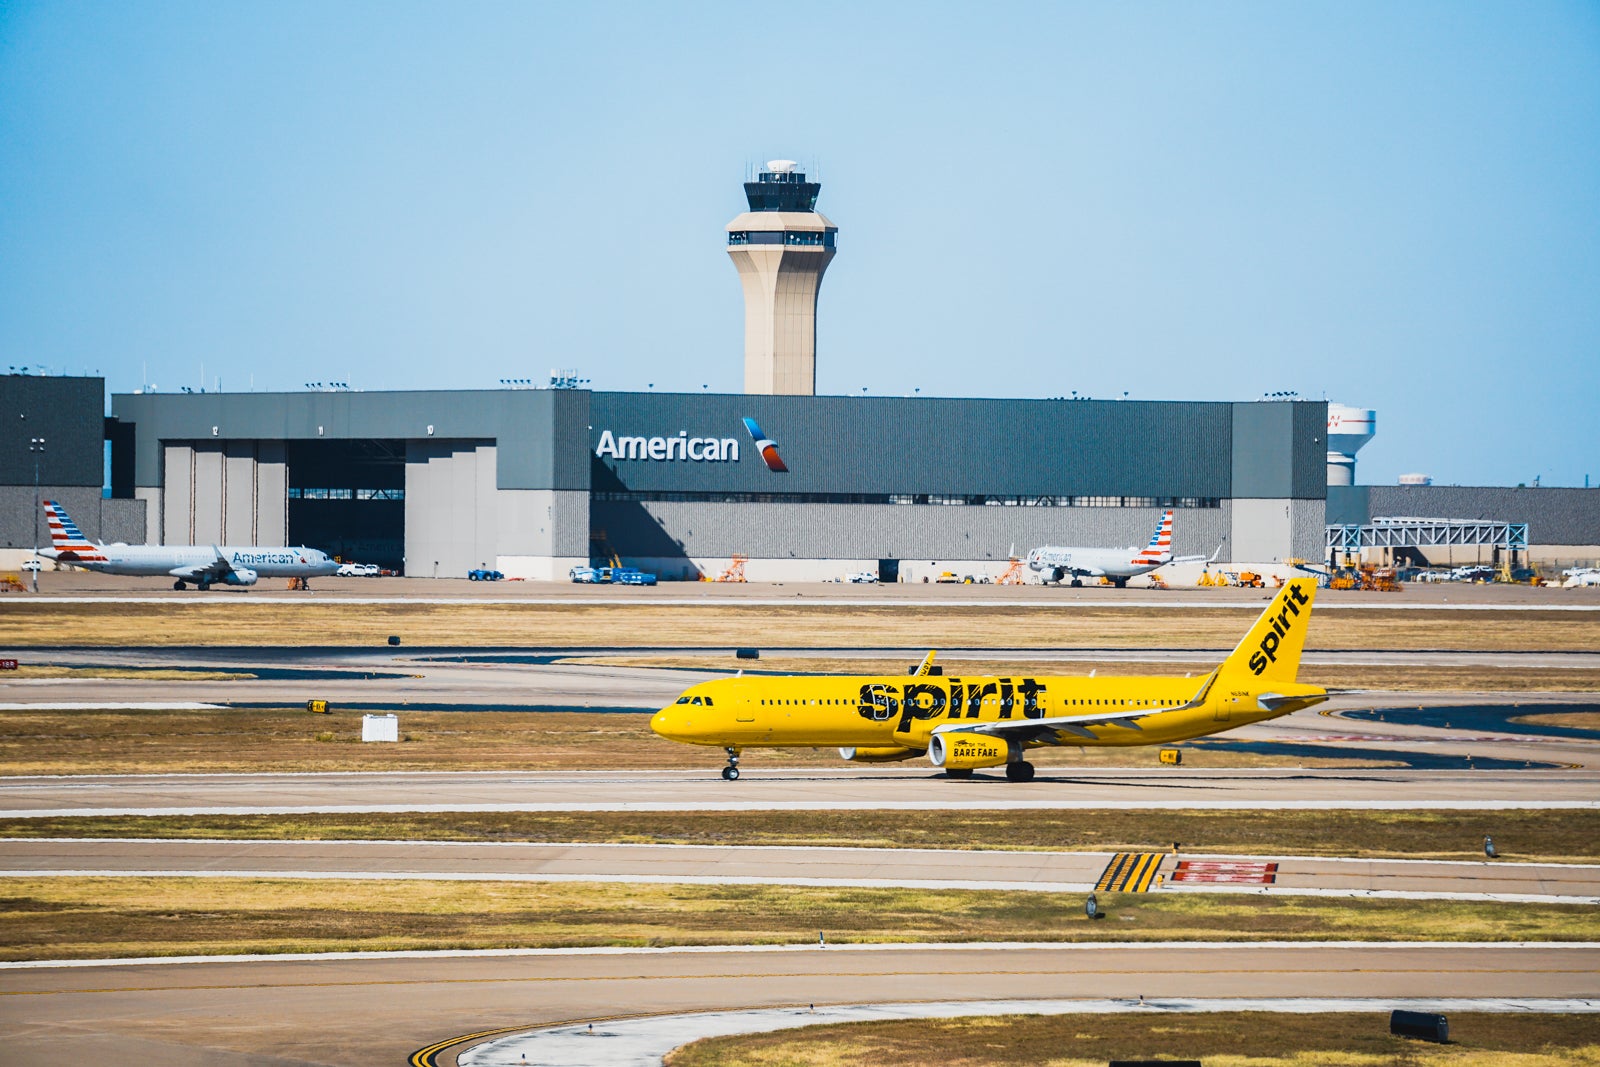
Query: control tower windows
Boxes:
[{"xmin": 728, "ymin": 231, "xmax": 835, "ymax": 247}]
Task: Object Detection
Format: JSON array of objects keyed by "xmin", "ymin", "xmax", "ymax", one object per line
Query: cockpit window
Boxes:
[
  {"xmin": 703, "ymin": 696, "xmax": 713, "ymax": 706},
  {"xmin": 691, "ymin": 696, "xmax": 704, "ymax": 705},
  {"xmin": 675, "ymin": 697, "xmax": 691, "ymax": 705}
]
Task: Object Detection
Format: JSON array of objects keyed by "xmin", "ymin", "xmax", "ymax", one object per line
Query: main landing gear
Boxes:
[
  {"xmin": 1005, "ymin": 761, "xmax": 1036, "ymax": 782},
  {"xmin": 721, "ymin": 747, "xmax": 741, "ymax": 781},
  {"xmin": 173, "ymin": 580, "xmax": 186, "ymax": 591}
]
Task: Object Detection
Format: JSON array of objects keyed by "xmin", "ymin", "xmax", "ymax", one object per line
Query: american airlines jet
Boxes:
[
  {"xmin": 1026, "ymin": 509, "xmax": 1207, "ymax": 587},
  {"xmin": 40, "ymin": 501, "xmax": 339, "ymax": 591}
]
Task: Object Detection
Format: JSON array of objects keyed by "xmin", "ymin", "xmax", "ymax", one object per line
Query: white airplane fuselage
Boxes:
[
  {"xmin": 1026, "ymin": 545, "xmax": 1166, "ymax": 583},
  {"xmin": 47, "ymin": 544, "xmax": 338, "ymax": 579}
]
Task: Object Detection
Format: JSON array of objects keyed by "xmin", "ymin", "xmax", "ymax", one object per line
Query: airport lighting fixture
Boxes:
[
  {"xmin": 548, "ymin": 370, "xmax": 590, "ymax": 390},
  {"xmin": 28, "ymin": 436, "xmax": 43, "ymax": 592}
]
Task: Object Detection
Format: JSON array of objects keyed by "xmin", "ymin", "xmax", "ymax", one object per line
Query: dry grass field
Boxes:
[
  {"xmin": 4, "ymin": 808, "xmax": 1592, "ymax": 862},
  {"xmin": 2, "ymin": 877, "xmax": 1594, "ymax": 962},
  {"xmin": 4, "ymin": 599, "xmax": 1599, "ymax": 651},
  {"xmin": 1518, "ymin": 710, "xmax": 1600, "ymax": 729},
  {"xmin": 2, "ymin": 664, "xmax": 248, "ymax": 681},
  {"xmin": 0, "ymin": 707, "xmax": 1403, "ymax": 776},
  {"xmin": 667, "ymin": 1012, "xmax": 1600, "ymax": 1067}
]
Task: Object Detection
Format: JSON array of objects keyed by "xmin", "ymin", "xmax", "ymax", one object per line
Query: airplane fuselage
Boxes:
[
  {"xmin": 652, "ymin": 672, "xmax": 1326, "ymax": 751},
  {"xmin": 47, "ymin": 544, "xmax": 338, "ymax": 579},
  {"xmin": 1026, "ymin": 545, "xmax": 1166, "ymax": 582}
]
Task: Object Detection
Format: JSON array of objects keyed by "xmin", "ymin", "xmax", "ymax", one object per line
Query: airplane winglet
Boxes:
[{"xmin": 912, "ymin": 651, "xmax": 937, "ymax": 676}]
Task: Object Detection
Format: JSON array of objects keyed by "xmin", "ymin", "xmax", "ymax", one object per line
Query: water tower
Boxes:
[
  {"xmin": 1326, "ymin": 404, "xmax": 1377, "ymax": 486},
  {"xmin": 727, "ymin": 160, "xmax": 837, "ymax": 395}
]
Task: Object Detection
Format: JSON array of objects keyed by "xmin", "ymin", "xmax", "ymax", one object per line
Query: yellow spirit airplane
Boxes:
[{"xmin": 653, "ymin": 578, "xmax": 1326, "ymax": 781}]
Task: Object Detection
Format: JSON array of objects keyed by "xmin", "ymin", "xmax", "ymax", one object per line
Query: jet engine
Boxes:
[
  {"xmin": 222, "ymin": 567, "xmax": 258, "ymax": 586},
  {"xmin": 927, "ymin": 731, "xmax": 1010, "ymax": 770},
  {"xmin": 839, "ymin": 746, "xmax": 923, "ymax": 763}
]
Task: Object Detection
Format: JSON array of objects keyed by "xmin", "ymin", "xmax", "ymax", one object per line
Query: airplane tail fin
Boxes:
[
  {"xmin": 1131, "ymin": 509, "xmax": 1174, "ymax": 565},
  {"xmin": 42, "ymin": 500, "xmax": 107, "ymax": 562},
  {"xmin": 1217, "ymin": 578, "xmax": 1317, "ymax": 683}
]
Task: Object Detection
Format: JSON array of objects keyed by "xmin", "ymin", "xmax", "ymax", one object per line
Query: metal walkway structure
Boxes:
[{"xmin": 1325, "ymin": 516, "xmax": 1528, "ymax": 555}]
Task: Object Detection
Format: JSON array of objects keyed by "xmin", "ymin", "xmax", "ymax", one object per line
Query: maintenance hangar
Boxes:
[
  {"xmin": 103, "ymin": 388, "xmax": 1329, "ymax": 580},
  {"xmin": 1328, "ymin": 484, "xmax": 1600, "ymax": 569},
  {"xmin": 0, "ymin": 374, "xmax": 146, "ymax": 569}
]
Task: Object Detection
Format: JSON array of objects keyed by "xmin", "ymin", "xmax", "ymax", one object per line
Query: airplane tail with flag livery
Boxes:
[
  {"xmin": 42, "ymin": 501, "xmax": 107, "ymax": 563},
  {"xmin": 1130, "ymin": 509, "xmax": 1174, "ymax": 567}
]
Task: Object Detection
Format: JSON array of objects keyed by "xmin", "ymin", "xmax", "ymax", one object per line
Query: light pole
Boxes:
[{"xmin": 29, "ymin": 437, "xmax": 44, "ymax": 592}]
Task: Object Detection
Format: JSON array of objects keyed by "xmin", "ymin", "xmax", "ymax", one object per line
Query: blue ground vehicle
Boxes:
[
  {"xmin": 467, "ymin": 568, "xmax": 503, "ymax": 581},
  {"xmin": 614, "ymin": 568, "xmax": 658, "ymax": 586}
]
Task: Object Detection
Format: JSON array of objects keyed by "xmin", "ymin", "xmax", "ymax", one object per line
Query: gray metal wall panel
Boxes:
[
  {"xmin": 0, "ymin": 376, "xmax": 104, "ymax": 488},
  {"xmin": 113, "ymin": 390, "xmax": 579, "ymax": 491},
  {"xmin": 1292, "ymin": 402, "xmax": 1330, "ymax": 497},
  {"xmin": 591, "ymin": 500, "xmax": 1229, "ymax": 562},
  {"xmin": 550, "ymin": 391, "xmax": 593, "ymax": 490},
  {"xmin": 256, "ymin": 441, "xmax": 287, "ymax": 544},
  {"xmin": 496, "ymin": 489, "xmax": 595, "ymax": 559},
  {"xmin": 404, "ymin": 440, "xmax": 496, "ymax": 576},
  {"xmin": 101, "ymin": 498, "xmax": 148, "ymax": 544},
  {"xmin": 405, "ymin": 441, "xmax": 451, "ymax": 578},
  {"xmin": 1325, "ymin": 486, "xmax": 1370, "ymax": 525},
  {"xmin": 0, "ymin": 487, "xmax": 102, "ymax": 548},
  {"xmin": 163, "ymin": 445, "xmax": 192, "ymax": 545},
  {"xmin": 192, "ymin": 447, "xmax": 224, "ymax": 544},
  {"xmin": 473, "ymin": 445, "xmax": 499, "ymax": 568},
  {"xmin": 498, "ymin": 490, "xmax": 555, "ymax": 558},
  {"xmin": 552, "ymin": 489, "xmax": 591, "ymax": 557},
  {"xmin": 1230, "ymin": 403, "xmax": 1325, "ymax": 499},
  {"xmin": 0, "ymin": 489, "xmax": 147, "ymax": 549},
  {"xmin": 589, "ymin": 394, "xmax": 1239, "ymax": 497},
  {"xmin": 223, "ymin": 442, "xmax": 257, "ymax": 544},
  {"xmin": 1291, "ymin": 498, "xmax": 1326, "ymax": 559}
]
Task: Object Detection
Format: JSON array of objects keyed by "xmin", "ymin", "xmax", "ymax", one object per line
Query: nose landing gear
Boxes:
[{"xmin": 721, "ymin": 747, "xmax": 741, "ymax": 781}]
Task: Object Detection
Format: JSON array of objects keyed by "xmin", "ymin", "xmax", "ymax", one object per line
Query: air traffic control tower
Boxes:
[{"xmin": 727, "ymin": 160, "xmax": 837, "ymax": 395}]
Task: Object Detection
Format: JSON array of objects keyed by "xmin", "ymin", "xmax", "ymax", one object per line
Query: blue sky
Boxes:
[{"xmin": 2, "ymin": 2, "xmax": 1597, "ymax": 487}]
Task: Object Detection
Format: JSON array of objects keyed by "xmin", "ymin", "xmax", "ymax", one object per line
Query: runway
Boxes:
[
  {"xmin": 1, "ymin": 941, "xmax": 1594, "ymax": 1067},
  {"xmin": 2, "ymin": 838, "xmax": 1594, "ymax": 902},
  {"xmin": 3, "ymin": 763, "xmax": 1596, "ymax": 817}
]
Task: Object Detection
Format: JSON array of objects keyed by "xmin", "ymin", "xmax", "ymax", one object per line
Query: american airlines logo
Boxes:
[
  {"xmin": 742, "ymin": 417, "xmax": 788, "ymax": 472},
  {"xmin": 231, "ymin": 551, "xmax": 307, "ymax": 566},
  {"xmin": 595, "ymin": 430, "xmax": 741, "ymax": 463},
  {"xmin": 592, "ymin": 417, "xmax": 790, "ymax": 470}
]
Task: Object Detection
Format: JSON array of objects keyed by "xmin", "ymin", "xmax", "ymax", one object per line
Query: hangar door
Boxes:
[{"xmin": 285, "ymin": 440, "xmax": 405, "ymax": 570}]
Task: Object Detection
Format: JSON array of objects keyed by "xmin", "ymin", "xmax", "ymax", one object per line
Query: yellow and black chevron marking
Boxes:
[{"xmin": 1095, "ymin": 851, "xmax": 1164, "ymax": 893}]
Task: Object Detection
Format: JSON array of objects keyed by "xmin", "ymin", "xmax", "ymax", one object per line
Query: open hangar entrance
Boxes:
[{"xmin": 285, "ymin": 439, "xmax": 405, "ymax": 570}]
